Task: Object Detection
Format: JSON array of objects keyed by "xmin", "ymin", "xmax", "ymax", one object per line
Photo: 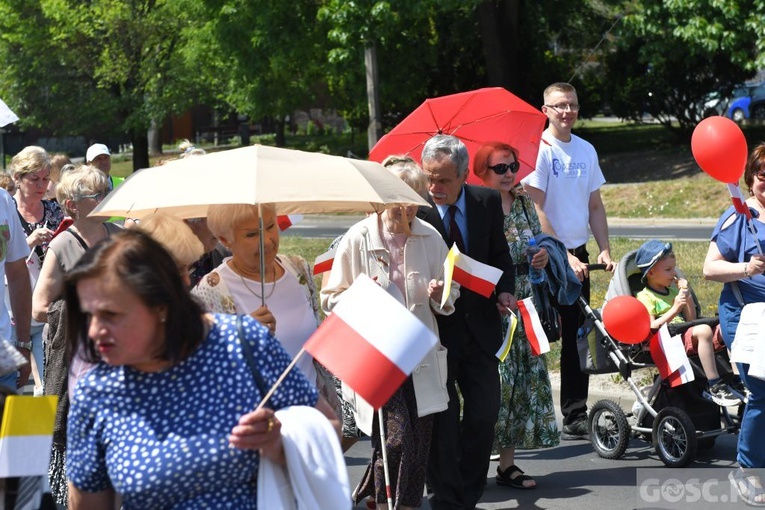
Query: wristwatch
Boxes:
[{"xmin": 13, "ymin": 340, "xmax": 32, "ymax": 350}]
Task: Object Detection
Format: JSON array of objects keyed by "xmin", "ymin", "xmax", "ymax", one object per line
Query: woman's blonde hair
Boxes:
[
  {"xmin": 49, "ymin": 153, "xmax": 72, "ymax": 183},
  {"xmin": 137, "ymin": 213, "xmax": 204, "ymax": 268},
  {"xmin": 206, "ymin": 203, "xmax": 276, "ymax": 242},
  {"xmin": 9, "ymin": 146, "xmax": 51, "ymax": 179},
  {"xmin": 178, "ymin": 139, "xmax": 206, "ymax": 158},
  {"xmin": 382, "ymin": 154, "xmax": 429, "ymax": 199},
  {"xmin": 56, "ymin": 165, "xmax": 109, "ymax": 216}
]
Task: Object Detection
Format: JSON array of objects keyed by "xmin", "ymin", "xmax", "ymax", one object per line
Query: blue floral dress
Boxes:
[
  {"xmin": 493, "ymin": 189, "xmax": 560, "ymax": 450},
  {"xmin": 66, "ymin": 314, "xmax": 318, "ymax": 509}
]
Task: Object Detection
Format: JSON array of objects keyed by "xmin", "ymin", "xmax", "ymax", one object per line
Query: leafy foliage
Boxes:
[{"xmin": 601, "ymin": 0, "xmax": 762, "ymax": 135}]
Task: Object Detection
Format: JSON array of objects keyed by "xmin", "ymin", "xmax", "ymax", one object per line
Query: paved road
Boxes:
[
  {"xmin": 344, "ymin": 388, "xmax": 744, "ymax": 510},
  {"xmin": 281, "ymin": 215, "xmax": 716, "ymax": 242}
]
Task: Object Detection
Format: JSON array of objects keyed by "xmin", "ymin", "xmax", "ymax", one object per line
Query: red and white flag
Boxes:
[
  {"xmin": 649, "ymin": 324, "xmax": 694, "ymax": 387},
  {"xmin": 304, "ymin": 274, "xmax": 438, "ymax": 409},
  {"xmin": 517, "ymin": 297, "xmax": 550, "ymax": 356},
  {"xmin": 727, "ymin": 183, "xmax": 753, "ymax": 220},
  {"xmin": 313, "ymin": 245, "xmax": 337, "ymax": 275},
  {"xmin": 277, "ymin": 214, "xmax": 303, "ymax": 231},
  {"xmin": 442, "ymin": 244, "xmax": 502, "ymax": 300}
]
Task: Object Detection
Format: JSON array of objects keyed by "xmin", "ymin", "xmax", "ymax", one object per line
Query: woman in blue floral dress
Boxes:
[{"xmin": 473, "ymin": 142, "xmax": 560, "ymax": 490}]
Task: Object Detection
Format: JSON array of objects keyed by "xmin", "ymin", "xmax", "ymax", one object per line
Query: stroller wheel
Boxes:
[
  {"xmin": 652, "ymin": 407, "xmax": 697, "ymax": 467},
  {"xmin": 588, "ymin": 400, "xmax": 630, "ymax": 460}
]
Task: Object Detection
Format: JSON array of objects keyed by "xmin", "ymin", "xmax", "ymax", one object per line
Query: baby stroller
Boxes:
[{"xmin": 577, "ymin": 253, "xmax": 742, "ymax": 467}]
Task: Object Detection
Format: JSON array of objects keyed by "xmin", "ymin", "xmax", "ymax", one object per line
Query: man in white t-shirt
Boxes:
[
  {"xmin": 521, "ymin": 82, "xmax": 614, "ymax": 439},
  {"xmin": 0, "ymin": 188, "xmax": 33, "ymax": 389}
]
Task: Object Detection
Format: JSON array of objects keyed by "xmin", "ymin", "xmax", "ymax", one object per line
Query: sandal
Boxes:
[
  {"xmin": 729, "ymin": 468, "xmax": 765, "ymax": 507},
  {"xmin": 496, "ymin": 464, "xmax": 536, "ymax": 490}
]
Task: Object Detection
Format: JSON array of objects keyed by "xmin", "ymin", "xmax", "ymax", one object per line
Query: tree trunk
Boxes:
[
  {"xmin": 275, "ymin": 118, "xmax": 286, "ymax": 147},
  {"xmin": 148, "ymin": 119, "xmax": 162, "ymax": 156},
  {"xmin": 476, "ymin": 0, "xmax": 519, "ymax": 91},
  {"xmin": 131, "ymin": 129, "xmax": 150, "ymax": 172},
  {"xmin": 365, "ymin": 44, "xmax": 382, "ymax": 151}
]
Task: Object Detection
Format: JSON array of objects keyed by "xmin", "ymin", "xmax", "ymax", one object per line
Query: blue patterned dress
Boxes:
[
  {"xmin": 493, "ymin": 189, "xmax": 560, "ymax": 450},
  {"xmin": 66, "ymin": 314, "xmax": 318, "ymax": 509}
]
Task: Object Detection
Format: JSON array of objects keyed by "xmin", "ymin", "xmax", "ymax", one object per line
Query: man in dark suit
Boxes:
[{"xmin": 417, "ymin": 134, "xmax": 517, "ymax": 510}]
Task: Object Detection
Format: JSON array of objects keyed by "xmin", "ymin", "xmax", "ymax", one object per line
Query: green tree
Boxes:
[
  {"xmin": 188, "ymin": 0, "xmax": 329, "ymax": 147},
  {"xmin": 0, "ymin": 0, "xmax": 201, "ymax": 170},
  {"xmin": 601, "ymin": 0, "xmax": 763, "ymax": 136}
]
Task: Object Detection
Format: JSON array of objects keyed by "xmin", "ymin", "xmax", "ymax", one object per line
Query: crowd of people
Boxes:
[{"xmin": 0, "ymin": 80, "xmax": 763, "ymax": 509}]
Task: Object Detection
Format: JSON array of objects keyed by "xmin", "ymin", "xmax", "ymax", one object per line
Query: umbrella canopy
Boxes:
[
  {"xmin": 368, "ymin": 87, "xmax": 547, "ymax": 185},
  {"xmin": 90, "ymin": 145, "xmax": 430, "ymax": 219}
]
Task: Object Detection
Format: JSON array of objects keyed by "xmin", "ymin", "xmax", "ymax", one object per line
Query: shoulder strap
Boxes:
[
  {"xmin": 236, "ymin": 315, "xmax": 271, "ymax": 406},
  {"xmin": 730, "ymin": 280, "xmax": 746, "ymax": 307},
  {"xmin": 65, "ymin": 227, "xmax": 89, "ymax": 251}
]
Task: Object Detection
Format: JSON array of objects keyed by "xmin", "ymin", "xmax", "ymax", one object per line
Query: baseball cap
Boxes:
[
  {"xmin": 86, "ymin": 143, "xmax": 110, "ymax": 163},
  {"xmin": 636, "ymin": 239, "xmax": 673, "ymax": 282}
]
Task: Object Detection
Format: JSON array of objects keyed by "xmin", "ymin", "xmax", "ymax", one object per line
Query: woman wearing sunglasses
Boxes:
[
  {"xmin": 31, "ymin": 165, "xmax": 123, "ymax": 506},
  {"xmin": 473, "ymin": 141, "xmax": 558, "ymax": 490}
]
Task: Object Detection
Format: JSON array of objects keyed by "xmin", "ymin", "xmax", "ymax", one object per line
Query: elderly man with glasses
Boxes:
[{"xmin": 521, "ymin": 81, "xmax": 614, "ymax": 441}]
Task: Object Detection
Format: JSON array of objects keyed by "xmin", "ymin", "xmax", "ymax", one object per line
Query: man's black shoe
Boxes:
[{"xmin": 561, "ymin": 418, "xmax": 589, "ymax": 440}]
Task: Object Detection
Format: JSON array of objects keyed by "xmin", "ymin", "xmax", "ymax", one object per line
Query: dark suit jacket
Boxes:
[{"xmin": 418, "ymin": 185, "xmax": 515, "ymax": 356}]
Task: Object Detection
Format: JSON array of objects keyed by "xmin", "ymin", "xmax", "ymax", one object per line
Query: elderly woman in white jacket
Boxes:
[{"xmin": 321, "ymin": 156, "xmax": 458, "ymax": 510}]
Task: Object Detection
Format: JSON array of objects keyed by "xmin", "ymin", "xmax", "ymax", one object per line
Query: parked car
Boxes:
[
  {"xmin": 747, "ymin": 84, "xmax": 765, "ymax": 120},
  {"xmin": 724, "ymin": 82, "xmax": 765, "ymax": 122}
]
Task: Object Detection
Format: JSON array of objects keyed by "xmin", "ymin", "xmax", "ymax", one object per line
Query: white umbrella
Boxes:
[{"xmin": 90, "ymin": 144, "xmax": 430, "ymax": 219}]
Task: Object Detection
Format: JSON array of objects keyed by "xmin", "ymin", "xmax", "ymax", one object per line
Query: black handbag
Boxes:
[{"xmin": 531, "ymin": 283, "xmax": 562, "ymax": 342}]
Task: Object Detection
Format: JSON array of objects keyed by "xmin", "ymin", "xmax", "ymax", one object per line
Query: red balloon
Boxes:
[
  {"xmin": 601, "ymin": 295, "xmax": 651, "ymax": 344},
  {"xmin": 691, "ymin": 116, "xmax": 748, "ymax": 183}
]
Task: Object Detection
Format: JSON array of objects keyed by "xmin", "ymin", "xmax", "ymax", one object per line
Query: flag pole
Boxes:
[
  {"xmin": 361, "ymin": 225, "xmax": 395, "ymax": 509},
  {"xmin": 254, "ymin": 347, "xmax": 306, "ymax": 411}
]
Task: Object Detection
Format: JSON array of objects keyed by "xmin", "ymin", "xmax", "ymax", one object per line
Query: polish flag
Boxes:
[
  {"xmin": 0, "ymin": 395, "xmax": 57, "ymax": 476},
  {"xmin": 517, "ymin": 297, "xmax": 550, "ymax": 356},
  {"xmin": 313, "ymin": 245, "xmax": 337, "ymax": 275},
  {"xmin": 277, "ymin": 214, "xmax": 303, "ymax": 231},
  {"xmin": 649, "ymin": 324, "xmax": 694, "ymax": 388},
  {"xmin": 727, "ymin": 183, "xmax": 753, "ymax": 220},
  {"xmin": 441, "ymin": 244, "xmax": 502, "ymax": 301},
  {"xmin": 304, "ymin": 274, "xmax": 438, "ymax": 409}
]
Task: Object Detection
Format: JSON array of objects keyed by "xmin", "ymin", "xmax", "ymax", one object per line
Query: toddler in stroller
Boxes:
[
  {"xmin": 634, "ymin": 239, "xmax": 742, "ymax": 406},
  {"xmin": 579, "ymin": 249, "xmax": 743, "ymax": 467}
]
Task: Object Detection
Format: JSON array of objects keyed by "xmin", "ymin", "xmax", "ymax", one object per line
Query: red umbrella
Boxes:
[{"xmin": 369, "ymin": 87, "xmax": 547, "ymax": 185}]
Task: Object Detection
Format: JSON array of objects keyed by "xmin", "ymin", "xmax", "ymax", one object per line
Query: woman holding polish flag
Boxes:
[
  {"xmin": 321, "ymin": 155, "xmax": 458, "ymax": 510},
  {"xmin": 473, "ymin": 141, "xmax": 559, "ymax": 490}
]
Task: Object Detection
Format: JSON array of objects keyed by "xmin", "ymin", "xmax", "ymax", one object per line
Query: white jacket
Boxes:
[
  {"xmin": 320, "ymin": 214, "xmax": 458, "ymax": 432},
  {"xmin": 257, "ymin": 406, "xmax": 350, "ymax": 509}
]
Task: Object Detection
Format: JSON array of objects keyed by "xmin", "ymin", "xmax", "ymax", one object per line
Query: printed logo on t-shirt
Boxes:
[
  {"xmin": 0, "ymin": 222, "xmax": 8, "ymax": 262},
  {"xmin": 552, "ymin": 158, "xmax": 588, "ymax": 178}
]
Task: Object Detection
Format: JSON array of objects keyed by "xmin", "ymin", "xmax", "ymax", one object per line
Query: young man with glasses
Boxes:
[{"xmin": 521, "ymin": 82, "xmax": 614, "ymax": 440}]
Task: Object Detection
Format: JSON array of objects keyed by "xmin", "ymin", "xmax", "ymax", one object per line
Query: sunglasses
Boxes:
[
  {"xmin": 80, "ymin": 191, "xmax": 109, "ymax": 203},
  {"xmin": 488, "ymin": 161, "xmax": 520, "ymax": 175},
  {"xmin": 755, "ymin": 170, "xmax": 765, "ymax": 182}
]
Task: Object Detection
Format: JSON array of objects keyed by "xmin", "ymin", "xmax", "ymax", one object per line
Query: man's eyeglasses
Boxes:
[
  {"xmin": 544, "ymin": 103, "xmax": 581, "ymax": 113},
  {"xmin": 488, "ymin": 161, "xmax": 520, "ymax": 175},
  {"xmin": 80, "ymin": 191, "xmax": 109, "ymax": 202}
]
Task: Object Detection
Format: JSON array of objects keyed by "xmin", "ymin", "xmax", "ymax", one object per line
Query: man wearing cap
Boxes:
[{"xmin": 85, "ymin": 143, "xmax": 124, "ymax": 191}]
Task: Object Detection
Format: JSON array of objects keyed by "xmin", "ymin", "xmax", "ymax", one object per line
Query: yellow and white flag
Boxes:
[
  {"xmin": 495, "ymin": 312, "xmax": 518, "ymax": 362},
  {"xmin": 0, "ymin": 395, "xmax": 57, "ymax": 477}
]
